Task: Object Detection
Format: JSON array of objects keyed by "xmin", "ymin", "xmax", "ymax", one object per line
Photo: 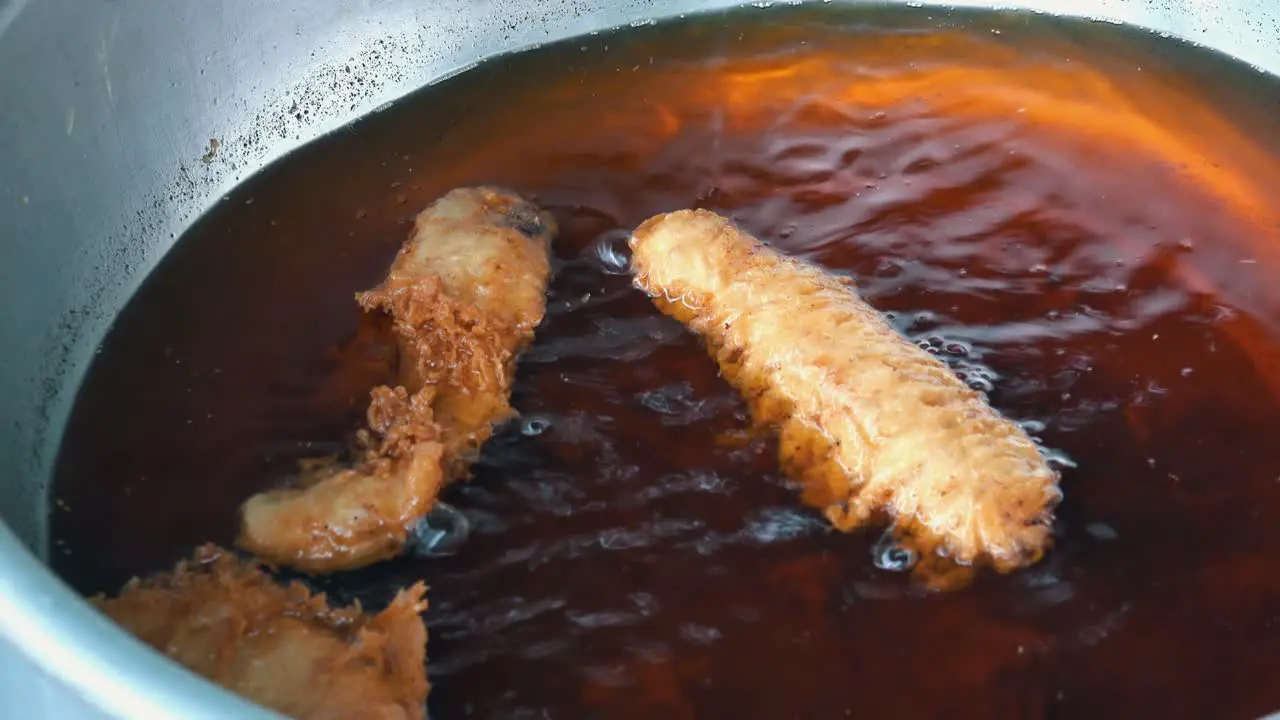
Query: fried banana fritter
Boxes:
[
  {"xmin": 238, "ymin": 187, "xmax": 554, "ymax": 573},
  {"xmin": 629, "ymin": 209, "xmax": 1061, "ymax": 585},
  {"xmin": 355, "ymin": 186, "xmax": 554, "ymax": 474},
  {"xmin": 91, "ymin": 544, "xmax": 429, "ymax": 720}
]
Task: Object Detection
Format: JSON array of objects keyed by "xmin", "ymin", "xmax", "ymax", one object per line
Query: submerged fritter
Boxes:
[
  {"xmin": 239, "ymin": 387, "xmax": 447, "ymax": 573},
  {"xmin": 629, "ymin": 210, "xmax": 1061, "ymax": 585},
  {"xmin": 92, "ymin": 544, "xmax": 428, "ymax": 720},
  {"xmin": 355, "ymin": 186, "xmax": 555, "ymax": 473},
  {"xmin": 238, "ymin": 187, "xmax": 555, "ymax": 573}
]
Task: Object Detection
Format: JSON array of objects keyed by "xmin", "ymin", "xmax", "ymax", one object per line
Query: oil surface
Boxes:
[{"xmin": 53, "ymin": 6, "xmax": 1280, "ymax": 719}]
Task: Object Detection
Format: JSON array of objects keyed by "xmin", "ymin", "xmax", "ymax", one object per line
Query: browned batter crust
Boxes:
[
  {"xmin": 237, "ymin": 187, "xmax": 555, "ymax": 574},
  {"xmin": 91, "ymin": 544, "xmax": 429, "ymax": 720},
  {"xmin": 629, "ymin": 209, "xmax": 1062, "ymax": 586}
]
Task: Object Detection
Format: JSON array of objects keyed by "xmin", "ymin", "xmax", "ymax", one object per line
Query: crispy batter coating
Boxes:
[
  {"xmin": 239, "ymin": 387, "xmax": 446, "ymax": 573},
  {"xmin": 629, "ymin": 210, "xmax": 1061, "ymax": 585},
  {"xmin": 237, "ymin": 187, "xmax": 555, "ymax": 573},
  {"xmin": 91, "ymin": 544, "xmax": 428, "ymax": 720},
  {"xmin": 355, "ymin": 187, "xmax": 554, "ymax": 474}
]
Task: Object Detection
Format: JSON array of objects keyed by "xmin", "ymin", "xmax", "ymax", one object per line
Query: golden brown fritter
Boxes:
[
  {"xmin": 237, "ymin": 187, "xmax": 555, "ymax": 574},
  {"xmin": 239, "ymin": 387, "xmax": 446, "ymax": 574},
  {"xmin": 629, "ymin": 209, "xmax": 1061, "ymax": 586},
  {"xmin": 91, "ymin": 544, "xmax": 428, "ymax": 720},
  {"xmin": 355, "ymin": 186, "xmax": 554, "ymax": 474}
]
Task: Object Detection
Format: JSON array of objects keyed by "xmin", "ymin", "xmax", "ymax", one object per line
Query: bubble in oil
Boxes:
[
  {"xmin": 521, "ymin": 415, "xmax": 553, "ymax": 437},
  {"xmin": 1019, "ymin": 419, "xmax": 1048, "ymax": 434},
  {"xmin": 638, "ymin": 384, "xmax": 686, "ymax": 414},
  {"xmin": 585, "ymin": 228, "xmax": 633, "ymax": 275},
  {"xmin": 680, "ymin": 623, "xmax": 723, "ymax": 645},
  {"xmin": 952, "ymin": 361, "xmax": 998, "ymax": 393},
  {"xmin": 906, "ymin": 311, "xmax": 937, "ymax": 333},
  {"xmin": 1044, "ymin": 447, "xmax": 1079, "ymax": 470},
  {"xmin": 407, "ymin": 501, "xmax": 471, "ymax": 557},
  {"xmin": 871, "ymin": 529, "xmax": 917, "ymax": 572},
  {"xmin": 741, "ymin": 507, "xmax": 826, "ymax": 545},
  {"xmin": 1085, "ymin": 521, "xmax": 1120, "ymax": 541}
]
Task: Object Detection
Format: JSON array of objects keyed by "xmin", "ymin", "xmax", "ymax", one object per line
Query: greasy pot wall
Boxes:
[{"xmin": 1, "ymin": 2, "xmax": 1279, "ymax": 720}]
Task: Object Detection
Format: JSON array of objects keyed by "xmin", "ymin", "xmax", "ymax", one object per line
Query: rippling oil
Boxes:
[{"xmin": 52, "ymin": 6, "xmax": 1280, "ymax": 719}]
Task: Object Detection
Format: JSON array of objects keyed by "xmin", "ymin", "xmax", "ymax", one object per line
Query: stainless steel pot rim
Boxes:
[
  {"xmin": 0, "ymin": 523, "xmax": 283, "ymax": 719},
  {"xmin": 2, "ymin": 1, "xmax": 1280, "ymax": 718}
]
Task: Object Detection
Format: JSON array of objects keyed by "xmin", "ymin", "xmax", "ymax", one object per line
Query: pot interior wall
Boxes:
[{"xmin": 3, "ymin": 1, "xmax": 1280, "ymax": 719}]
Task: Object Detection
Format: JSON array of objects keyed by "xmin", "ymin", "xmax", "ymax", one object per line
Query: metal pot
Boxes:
[{"xmin": 1, "ymin": 1, "xmax": 1278, "ymax": 718}]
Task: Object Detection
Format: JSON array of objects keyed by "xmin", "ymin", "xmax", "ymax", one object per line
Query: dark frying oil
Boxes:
[{"xmin": 52, "ymin": 6, "xmax": 1280, "ymax": 719}]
